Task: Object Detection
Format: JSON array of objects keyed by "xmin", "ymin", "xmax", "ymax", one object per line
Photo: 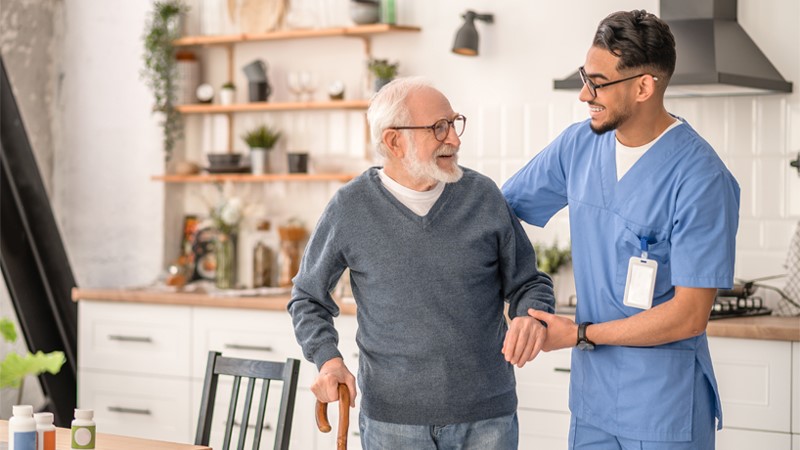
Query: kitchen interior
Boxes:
[{"xmin": 0, "ymin": 0, "xmax": 798, "ymax": 449}]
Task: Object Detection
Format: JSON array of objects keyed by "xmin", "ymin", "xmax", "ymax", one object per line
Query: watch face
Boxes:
[{"xmin": 577, "ymin": 340, "xmax": 595, "ymax": 351}]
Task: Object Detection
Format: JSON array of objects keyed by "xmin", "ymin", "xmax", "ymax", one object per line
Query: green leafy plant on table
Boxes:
[
  {"xmin": 141, "ymin": 0, "xmax": 189, "ymax": 162},
  {"xmin": 0, "ymin": 317, "xmax": 66, "ymax": 405}
]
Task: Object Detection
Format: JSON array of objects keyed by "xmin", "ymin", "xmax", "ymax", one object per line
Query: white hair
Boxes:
[{"xmin": 366, "ymin": 76, "xmax": 434, "ymax": 158}]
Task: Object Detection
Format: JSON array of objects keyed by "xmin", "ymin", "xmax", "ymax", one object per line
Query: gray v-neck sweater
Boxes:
[{"xmin": 288, "ymin": 167, "xmax": 554, "ymax": 425}]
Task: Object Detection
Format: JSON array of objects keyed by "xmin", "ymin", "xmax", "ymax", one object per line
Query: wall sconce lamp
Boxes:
[{"xmin": 452, "ymin": 11, "xmax": 494, "ymax": 56}]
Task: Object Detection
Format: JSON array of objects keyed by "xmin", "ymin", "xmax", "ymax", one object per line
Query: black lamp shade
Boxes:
[{"xmin": 452, "ymin": 17, "xmax": 479, "ymax": 56}]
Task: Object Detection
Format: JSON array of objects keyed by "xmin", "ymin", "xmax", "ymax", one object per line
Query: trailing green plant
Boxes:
[
  {"xmin": 534, "ymin": 240, "xmax": 572, "ymax": 275},
  {"xmin": 141, "ymin": 0, "xmax": 189, "ymax": 161},
  {"xmin": 222, "ymin": 81, "xmax": 236, "ymax": 89},
  {"xmin": 367, "ymin": 58, "xmax": 399, "ymax": 80},
  {"xmin": 0, "ymin": 318, "xmax": 66, "ymax": 405},
  {"xmin": 241, "ymin": 124, "xmax": 282, "ymax": 149}
]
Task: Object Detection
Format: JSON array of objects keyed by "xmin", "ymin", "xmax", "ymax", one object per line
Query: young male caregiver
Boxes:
[{"xmin": 502, "ymin": 10, "xmax": 740, "ymax": 449}]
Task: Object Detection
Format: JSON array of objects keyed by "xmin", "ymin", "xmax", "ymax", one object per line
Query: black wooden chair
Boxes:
[{"xmin": 195, "ymin": 351, "xmax": 301, "ymax": 450}]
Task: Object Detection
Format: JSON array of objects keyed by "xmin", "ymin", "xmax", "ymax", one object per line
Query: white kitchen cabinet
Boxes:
[
  {"xmin": 516, "ymin": 348, "xmax": 571, "ymax": 413},
  {"xmin": 78, "ymin": 301, "xmax": 191, "ymax": 377},
  {"xmin": 78, "ymin": 299, "xmax": 356, "ymax": 449},
  {"xmin": 793, "ymin": 342, "xmax": 799, "ymax": 436},
  {"xmin": 78, "ymin": 301, "xmax": 194, "ymax": 442},
  {"xmin": 716, "ymin": 427, "xmax": 792, "ymax": 449},
  {"xmin": 515, "ymin": 347, "xmax": 572, "ymax": 444},
  {"xmin": 708, "ymin": 337, "xmax": 792, "ymax": 434},
  {"xmin": 517, "ymin": 409, "xmax": 570, "ymax": 448},
  {"xmin": 78, "ymin": 370, "xmax": 193, "ymax": 442}
]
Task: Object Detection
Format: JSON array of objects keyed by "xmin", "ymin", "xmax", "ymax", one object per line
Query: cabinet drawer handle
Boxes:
[
  {"xmin": 108, "ymin": 406, "xmax": 152, "ymax": 415},
  {"xmin": 108, "ymin": 334, "xmax": 153, "ymax": 343},
  {"xmin": 224, "ymin": 343, "xmax": 273, "ymax": 352},
  {"xmin": 553, "ymin": 367, "xmax": 571, "ymax": 373}
]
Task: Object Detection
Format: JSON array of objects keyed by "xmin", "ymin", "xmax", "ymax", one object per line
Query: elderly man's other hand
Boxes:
[
  {"xmin": 502, "ymin": 315, "xmax": 547, "ymax": 368},
  {"xmin": 528, "ymin": 309, "xmax": 579, "ymax": 351},
  {"xmin": 312, "ymin": 357, "xmax": 357, "ymax": 407}
]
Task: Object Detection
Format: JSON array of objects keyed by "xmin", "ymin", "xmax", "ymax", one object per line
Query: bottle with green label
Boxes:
[{"xmin": 71, "ymin": 409, "xmax": 95, "ymax": 449}]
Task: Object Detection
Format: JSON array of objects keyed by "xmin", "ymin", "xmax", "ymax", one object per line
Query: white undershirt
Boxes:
[
  {"xmin": 378, "ymin": 169, "xmax": 444, "ymax": 216},
  {"xmin": 616, "ymin": 119, "xmax": 682, "ymax": 181}
]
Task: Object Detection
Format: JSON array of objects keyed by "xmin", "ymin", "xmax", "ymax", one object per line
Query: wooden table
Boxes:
[{"xmin": 0, "ymin": 420, "xmax": 211, "ymax": 450}]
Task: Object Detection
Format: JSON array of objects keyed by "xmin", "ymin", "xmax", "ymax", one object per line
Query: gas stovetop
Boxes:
[{"xmin": 711, "ymin": 283, "xmax": 772, "ymax": 320}]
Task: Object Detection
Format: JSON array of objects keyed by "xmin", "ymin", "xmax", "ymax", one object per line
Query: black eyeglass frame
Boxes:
[
  {"xmin": 578, "ymin": 66, "xmax": 658, "ymax": 98},
  {"xmin": 389, "ymin": 114, "xmax": 467, "ymax": 143}
]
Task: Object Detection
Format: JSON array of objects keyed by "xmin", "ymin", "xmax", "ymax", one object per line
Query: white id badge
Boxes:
[{"xmin": 623, "ymin": 256, "xmax": 658, "ymax": 310}]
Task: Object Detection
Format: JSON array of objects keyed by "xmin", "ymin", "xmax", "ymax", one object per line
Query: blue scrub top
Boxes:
[{"xmin": 503, "ymin": 118, "xmax": 740, "ymax": 442}]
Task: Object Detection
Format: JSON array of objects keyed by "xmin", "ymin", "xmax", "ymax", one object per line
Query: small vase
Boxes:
[
  {"xmin": 250, "ymin": 147, "xmax": 269, "ymax": 174},
  {"xmin": 215, "ymin": 232, "xmax": 237, "ymax": 289},
  {"xmin": 219, "ymin": 87, "xmax": 235, "ymax": 105}
]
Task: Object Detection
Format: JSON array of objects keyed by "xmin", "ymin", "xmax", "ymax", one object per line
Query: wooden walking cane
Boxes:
[{"xmin": 315, "ymin": 383, "xmax": 350, "ymax": 450}]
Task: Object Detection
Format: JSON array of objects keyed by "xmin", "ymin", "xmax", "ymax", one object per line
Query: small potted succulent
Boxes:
[
  {"xmin": 367, "ymin": 58, "xmax": 399, "ymax": 92},
  {"xmin": 241, "ymin": 124, "xmax": 281, "ymax": 174},
  {"xmin": 219, "ymin": 81, "xmax": 236, "ymax": 105}
]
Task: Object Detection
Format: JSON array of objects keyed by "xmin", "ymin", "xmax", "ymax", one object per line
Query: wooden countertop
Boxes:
[
  {"xmin": 71, "ymin": 287, "xmax": 358, "ymax": 315},
  {"xmin": 72, "ymin": 288, "xmax": 799, "ymax": 341},
  {"xmin": 0, "ymin": 420, "xmax": 210, "ymax": 450}
]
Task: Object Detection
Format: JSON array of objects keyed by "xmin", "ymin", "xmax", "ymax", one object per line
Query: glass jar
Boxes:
[{"xmin": 215, "ymin": 232, "xmax": 238, "ymax": 289}]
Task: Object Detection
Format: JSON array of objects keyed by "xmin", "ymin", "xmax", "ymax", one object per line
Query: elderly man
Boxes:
[{"xmin": 288, "ymin": 77, "xmax": 555, "ymax": 449}]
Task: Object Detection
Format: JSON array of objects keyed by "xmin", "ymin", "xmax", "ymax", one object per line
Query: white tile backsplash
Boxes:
[
  {"xmin": 728, "ymin": 97, "xmax": 757, "ymax": 156},
  {"xmin": 756, "ymin": 158, "xmax": 787, "ymax": 218},
  {"xmin": 736, "ymin": 220, "xmax": 763, "ymax": 251},
  {"xmin": 755, "ymin": 96, "xmax": 787, "ymax": 156}
]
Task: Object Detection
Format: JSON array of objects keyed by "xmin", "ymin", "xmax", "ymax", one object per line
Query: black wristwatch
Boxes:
[{"xmin": 576, "ymin": 322, "xmax": 596, "ymax": 351}]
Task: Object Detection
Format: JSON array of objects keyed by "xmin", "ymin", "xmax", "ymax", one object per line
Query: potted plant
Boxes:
[
  {"xmin": 241, "ymin": 124, "xmax": 282, "ymax": 174},
  {"xmin": 367, "ymin": 58, "xmax": 399, "ymax": 91},
  {"xmin": 0, "ymin": 318, "xmax": 66, "ymax": 406},
  {"xmin": 141, "ymin": 0, "xmax": 189, "ymax": 162},
  {"xmin": 534, "ymin": 240, "xmax": 572, "ymax": 304},
  {"xmin": 219, "ymin": 81, "xmax": 236, "ymax": 105}
]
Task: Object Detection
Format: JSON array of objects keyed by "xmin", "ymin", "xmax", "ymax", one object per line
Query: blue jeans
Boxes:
[{"xmin": 359, "ymin": 411, "xmax": 518, "ymax": 450}]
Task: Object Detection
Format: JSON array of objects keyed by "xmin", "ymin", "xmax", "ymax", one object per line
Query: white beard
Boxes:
[{"xmin": 403, "ymin": 142, "xmax": 463, "ymax": 185}]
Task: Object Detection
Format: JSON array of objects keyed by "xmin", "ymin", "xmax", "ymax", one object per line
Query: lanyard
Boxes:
[{"xmin": 640, "ymin": 237, "xmax": 649, "ymax": 259}]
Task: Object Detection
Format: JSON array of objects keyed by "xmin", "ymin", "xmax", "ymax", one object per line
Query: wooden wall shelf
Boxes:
[
  {"xmin": 173, "ymin": 24, "xmax": 421, "ymax": 47},
  {"xmin": 152, "ymin": 173, "xmax": 357, "ymax": 183},
  {"xmin": 175, "ymin": 99, "xmax": 369, "ymax": 114}
]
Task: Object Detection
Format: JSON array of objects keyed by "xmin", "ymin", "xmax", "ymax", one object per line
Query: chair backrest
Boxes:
[{"xmin": 195, "ymin": 351, "xmax": 300, "ymax": 450}]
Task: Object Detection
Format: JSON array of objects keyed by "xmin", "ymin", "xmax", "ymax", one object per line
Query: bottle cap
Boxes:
[
  {"xmin": 34, "ymin": 412, "xmax": 54, "ymax": 424},
  {"xmin": 74, "ymin": 408, "xmax": 94, "ymax": 420},
  {"xmin": 12, "ymin": 405, "xmax": 33, "ymax": 416}
]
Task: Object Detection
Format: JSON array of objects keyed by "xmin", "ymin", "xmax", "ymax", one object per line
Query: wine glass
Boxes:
[
  {"xmin": 287, "ymin": 71, "xmax": 304, "ymax": 102},
  {"xmin": 299, "ymin": 71, "xmax": 317, "ymax": 102}
]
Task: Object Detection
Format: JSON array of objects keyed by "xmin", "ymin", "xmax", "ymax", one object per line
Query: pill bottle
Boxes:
[
  {"xmin": 71, "ymin": 409, "xmax": 95, "ymax": 449},
  {"xmin": 34, "ymin": 412, "xmax": 56, "ymax": 450},
  {"xmin": 9, "ymin": 404, "xmax": 37, "ymax": 450}
]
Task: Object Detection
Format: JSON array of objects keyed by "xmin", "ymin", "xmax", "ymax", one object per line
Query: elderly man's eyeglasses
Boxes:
[
  {"xmin": 390, "ymin": 115, "xmax": 467, "ymax": 143},
  {"xmin": 578, "ymin": 66, "xmax": 657, "ymax": 99}
]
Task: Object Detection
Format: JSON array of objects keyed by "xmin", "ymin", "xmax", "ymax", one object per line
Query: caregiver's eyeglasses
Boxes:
[
  {"xmin": 579, "ymin": 66, "xmax": 658, "ymax": 99},
  {"xmin": 390, "ymin": 115, "xmax": 467, "ymax": 142}
]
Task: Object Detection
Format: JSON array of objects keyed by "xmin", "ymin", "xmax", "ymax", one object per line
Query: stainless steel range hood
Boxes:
[{"xmin": 553, "ymin": 0, "xmax": 793, "ymax": 97}]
